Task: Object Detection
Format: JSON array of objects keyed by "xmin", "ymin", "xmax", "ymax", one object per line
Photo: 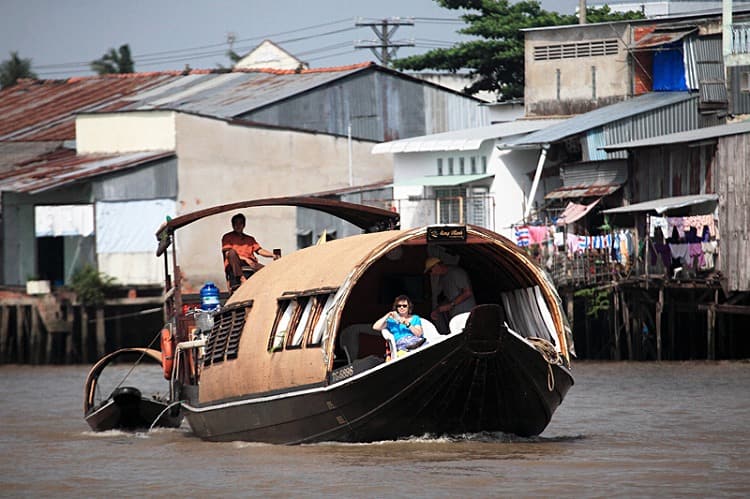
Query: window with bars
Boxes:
[
  {"xmin": 203, "ymin": 301, "xmax": 251, "ymax": 367},
  {"xmin": 268, "ymin": 290, "xmax": 337, "ymax": 352},
  {"xmin": 533, "ymin": 39, "xmax": 618, "ymax": 61}
]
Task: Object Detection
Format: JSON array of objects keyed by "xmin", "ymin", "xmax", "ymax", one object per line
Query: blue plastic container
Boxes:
[{"xmin": 200, "ymin": 282, "xmax": 220, "ymax": 310}]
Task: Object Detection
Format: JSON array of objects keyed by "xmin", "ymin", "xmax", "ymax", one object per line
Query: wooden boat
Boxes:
[
  {"xmin": 83, "ymin": 347, "xmax": 183, "ymax": 431},
  {"xmin": 156, "ymin": 196, "xmax": 574, "ymax": 444}
]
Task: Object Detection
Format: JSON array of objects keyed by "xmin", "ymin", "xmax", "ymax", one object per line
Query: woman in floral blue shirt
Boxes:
[{"xmin": 372, "ymin": 295, "xmax": 425, "ymax": 352}]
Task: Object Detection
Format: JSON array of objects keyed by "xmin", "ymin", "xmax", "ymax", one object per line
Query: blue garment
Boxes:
[{"xmin": 385, "ymin": 315, "xmax": 422, "ymax": 343}]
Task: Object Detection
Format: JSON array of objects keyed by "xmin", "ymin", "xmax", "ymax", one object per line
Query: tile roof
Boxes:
[{"xmin": 0, "ymin": 147, "xmax": 174, "ymax": 193}]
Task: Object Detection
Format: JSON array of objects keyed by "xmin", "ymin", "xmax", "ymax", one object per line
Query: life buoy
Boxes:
[{"xmin": 161, "ymin": 327, "xmax": 174, "ymax": 380}]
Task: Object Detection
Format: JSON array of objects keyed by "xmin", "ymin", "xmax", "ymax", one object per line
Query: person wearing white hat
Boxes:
[{"xmin": 424, "ymin": 256, "xmax": 476, "ymax": 325}]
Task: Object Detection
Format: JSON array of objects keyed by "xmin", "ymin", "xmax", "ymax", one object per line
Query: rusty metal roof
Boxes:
[
  {"xmin": 115, "ymin": 63, "xmax": 374, "ymax": 118},
  {"xmin": 0, "ymin": 148, "xmax": 174, "ymax": 193},
  {"xmin": 0, "ymin": 73, "xmax": 180, "ymax": 141},
  {"xmin": 0, "ymin": 63, "xmax": 375, "ymax": 142},
  {"xmin": 545, "ymin": 183, "xmax": 622, "ymax": 200},
  {"xmin": 633, "ymin": 29, "xmax": 696, "ymax": 49}
]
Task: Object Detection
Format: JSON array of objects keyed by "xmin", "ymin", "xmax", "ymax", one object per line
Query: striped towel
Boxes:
[{"xmin": 515, "ymin": 226, "xmax": 530, "ymax": 247}]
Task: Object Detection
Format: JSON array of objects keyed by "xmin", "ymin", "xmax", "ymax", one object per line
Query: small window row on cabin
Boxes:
[
  {"xmin": 268, "ymin": 289, "xmax": 338, "ymax": 352},
  {"xmin": 203, "ymin": 300, "xmax": 252, "ymax": 367}
]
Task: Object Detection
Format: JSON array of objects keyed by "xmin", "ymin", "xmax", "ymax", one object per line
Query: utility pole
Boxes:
[
  {"xmin": 579, "ymin": 0, "xmax": 587, "ymax": 24},
  {"xmin": 354, "ymin": 17, "xmax": 415, "ymax": 66}
]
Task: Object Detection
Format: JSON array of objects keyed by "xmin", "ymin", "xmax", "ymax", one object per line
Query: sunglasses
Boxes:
[{"xmin": 396, "ymin": 304, "xmax": 409, "ymax": 309}]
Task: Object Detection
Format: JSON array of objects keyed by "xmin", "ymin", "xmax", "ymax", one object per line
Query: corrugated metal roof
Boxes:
[
  {"xmin": 633, "ymin": 29, "xmax": 695, "ymax": 49},
  {"xmin": 546, "ymin": 160, "xmax": 627, "ymax": 200},
  {"xmin": 603, "ymin": 119, "xmax": 750, "ymax": 150},
  {"xmin": 119, "ymin": 65, "xmax": 373, "ymax": 118},
  {"xmin": 504, "ymin": 92, "xmax": 697, "ymax": 147},
  {"xmin": 0, "ymin": 64, "xmax": 376, "ymax": 142},
  {"xmin": 371, "ymin": 119, "xmax": 566, "ymax": 154},
  {"xmin": 0, "ymin": 148, "xmax": 174, "ymax": 193},
  {"xmin": 395, "ymin": 173, "xmax": 494, "ymax": 186},
  {"xmin": 0, "ymin": 73, "xmax": 180, "ymax": 141},
  {"xmin": 601, "ymin": 194, "xmax": 719, "ymax": 215}
]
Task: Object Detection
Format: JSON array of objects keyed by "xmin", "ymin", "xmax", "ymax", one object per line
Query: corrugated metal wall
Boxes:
[
  {"xmin": 715, "ymin": 134, "xmax": 750, "ymax": 291},
  {"xmin": 629, "ymin": 143, "xmax": 715, "ymax": 204},
  {"xmin": 728, "ymin": 65, "xmax": 750, "ymax": 115},
  {"xmin": 241, "ymin": 71, "xmax": 487, "ymax": 142},
  {"xmin": 582, "ymin": 95, "xmax": 700, "ymax": 161}
]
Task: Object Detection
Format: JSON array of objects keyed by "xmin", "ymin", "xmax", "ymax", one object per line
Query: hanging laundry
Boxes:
[{"xmin": 515, "ymin": 226, "xmax": 530, "ymax": 247}]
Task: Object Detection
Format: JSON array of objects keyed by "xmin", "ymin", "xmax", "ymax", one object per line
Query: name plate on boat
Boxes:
[{"xmin": 426, "ymin": 225, "xmax": 467, "ymax": 243}]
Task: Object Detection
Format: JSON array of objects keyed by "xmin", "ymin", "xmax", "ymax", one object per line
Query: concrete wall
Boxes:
[
  {"xmin": 172, "ymin": 114, "xmax": 394, "ymax": 288},
  {"xmin": 76, "ymin": 111, "xmax": 176, "ymax": 153},
  {"xmin": 524, "ymin": 24, "xmax": 631, "ymax": 116}
]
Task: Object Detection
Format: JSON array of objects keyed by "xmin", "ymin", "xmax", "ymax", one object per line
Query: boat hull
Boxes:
[
  {"xmin": 182, "ymin": 314, "xmax": 573, "ymax": 443},
  {"xmin": 85, "ymin": 386, "xmax": 183, "ymax": 432}
]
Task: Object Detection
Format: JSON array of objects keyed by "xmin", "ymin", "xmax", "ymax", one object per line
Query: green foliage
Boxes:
[
  {"xmin": 70, "ymin": 265, "xmax": 116, "ymax": 306},
  {"xmin": 574, "ymin": 287, "xmax": 610, "ymax": 317},
  {"xmin": 1, "ymin": 51, "xmax": 37, "ymax": 88},
  {"xmin": 90, "ymin": 44, "xmax": 135, "ymax": 75},
  {"xmin": 393, "ymin": 0, "xmax": 644, "ymax": 100}
]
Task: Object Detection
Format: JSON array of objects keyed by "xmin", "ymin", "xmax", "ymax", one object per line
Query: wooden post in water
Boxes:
[
  {"xmin": 30, "ymin": 305, "xmax": 41, "ymax": 365},
  {"xmin": 707, "ymin": 289, "xmax": 719, "ymax": 360},
  {"xmin": 656, "ymin": 286, "xmax": 664, "ymax": 361},
  {"xmin": 64, "ymin": 302, "xmax": 74, "ymax": 364},
  {"xmin": 16, "ymin": 305, "xmax": 25, "ymax": 363},
  {"xmin": 0, "ymin": 306, "xmax": 8, "ymax": 362},
  {"xmin": 619, "ymin": 292, "xmax": 629, "ymax": 361},
  {"xmin": 95, "ymin": 307, "xmax": 106, "ymax": 358},
  {"xmin": 613, "ymin": 288, "xmax": 620, "ymax": 360},
  {"xmin": 81, "ymin": 306, "xmax": 89, "ymax": 363}
]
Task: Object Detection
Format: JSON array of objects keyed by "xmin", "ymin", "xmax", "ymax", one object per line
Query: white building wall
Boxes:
[
  {"xmin": 75, "ymin": 111, "xmax": 176, "ymax": 153},
  {"xmin": 389, "ymin": 139, "xmax": 548, "ymax": 239},
  {"xmin": 173, "ymin": 114, "xmax": 393, "ymax": 288}
]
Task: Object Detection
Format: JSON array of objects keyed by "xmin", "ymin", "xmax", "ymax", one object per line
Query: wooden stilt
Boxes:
[
  {"xmin": 656, "ymin": 286, "xmax": 664, "ymax": 361},
  {"xmin": 620, "ymin": 293, "xmax": 629, "ymax": 361},
  {"xmin": 707, "ymin": 289, "xmax": 719, "ymax": 361},
  {"xmin": 81, "ymin": 307, "xmax": 89, "ymax": 364},
  {"xmin": 16, "ymin": 305, "xmax": 25, "ymax": 363},
  {"xmin": 613, "ymin": 289, "xmax": 620, "ymax": 360},
  {"xmin": 0, "ymin": 306, "xmax": 8, "ymax": 362},
  {"xmin": 96, "ymin": 307, "xmax": 106, "ymax": 358},
  {"xmin": 45, "ymin": 328, "xmax": 54, "ymax": 364},
  {"xmin": 30, "ymin": 305, "xmax": 41, "ymax": 365},
  {"xmin": 65, "ymin": 302, "xmax": 74, "ymax": 364}
]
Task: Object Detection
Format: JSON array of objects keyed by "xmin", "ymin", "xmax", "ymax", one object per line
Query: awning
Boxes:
[
  {"xmin": 556, "ymin": 199, "xmax": 601, "ymax": 226},
  {"xmin": 545, "ymin": 183, "xmax": 621, "ymax": 200},
  {"xmin": 601, "ymin": 194, "xmax": 718, "ymax": 216},
  {"xmin": 632, "ymin": 28, "xmax": 695, "ymax": 49},
  {"xmin": 395, "ymin": 173, "xmax": 494, "ymax": 187}
]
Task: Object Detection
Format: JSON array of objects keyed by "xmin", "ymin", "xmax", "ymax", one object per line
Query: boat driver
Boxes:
[
  {"xmin": 221, "ymin": 213, "xmax": 279, "ymax": 291},
  {"xmin": 425, "ymin": 256, "xmax": 476, "ymax": 328}
]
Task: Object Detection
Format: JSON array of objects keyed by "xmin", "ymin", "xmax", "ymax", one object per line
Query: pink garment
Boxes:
[{"xmin": 528, "ymin": 226, "xmax": 550, "ymax": 245}]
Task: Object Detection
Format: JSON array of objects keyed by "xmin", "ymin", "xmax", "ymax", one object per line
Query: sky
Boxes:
[{"xmin": 1, "ymin": 0, "xmax": 576, "ymax": 79}]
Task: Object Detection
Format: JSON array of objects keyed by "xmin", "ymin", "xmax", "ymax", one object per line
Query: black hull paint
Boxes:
[
  {"xmin": 182, "ymin": 318, "xmax": 574, "ymax": 444},
  {"xmin": 85, "ymin": 387, "xmax": 183, "ymax": 432}
]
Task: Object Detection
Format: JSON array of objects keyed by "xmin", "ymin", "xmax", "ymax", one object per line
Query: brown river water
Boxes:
[{"xmin": 1, "ymin": 361, "xmax": 748, "ymax": 497}]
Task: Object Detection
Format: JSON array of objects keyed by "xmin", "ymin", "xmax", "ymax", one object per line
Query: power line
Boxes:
[{"xmin": 354, "ymin": 17, "xmax": 415, "ymax": 66}]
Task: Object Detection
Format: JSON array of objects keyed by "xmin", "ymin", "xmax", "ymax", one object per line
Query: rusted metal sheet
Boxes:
[
  {"xmin": 0, "ymin": 148, "xmax": 175, "ymax": 194},
  {"xmin": 0, "ymin": 74, "xmax": 179, "ymax": 141}
]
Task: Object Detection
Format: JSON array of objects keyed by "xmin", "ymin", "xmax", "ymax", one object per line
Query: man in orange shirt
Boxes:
[{"xmin": 222, "ymin": 213, "xmax": 279, "ymax": 291}]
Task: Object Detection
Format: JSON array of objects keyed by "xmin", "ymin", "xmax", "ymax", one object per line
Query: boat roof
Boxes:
[{"xmin": 155, "ymin": 196, "xmax": 400, "ymax": 256}]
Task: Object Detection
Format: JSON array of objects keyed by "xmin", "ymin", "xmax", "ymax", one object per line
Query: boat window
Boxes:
[
  {"xmin": 270, "ymin": 300, "xmax": 298, "ymax": 351},
  {"xmin": 289, "ymin": 297, "xmax": 313, "ymax": 347},
  {"xmin": 268, "ymin": 292, "xmax": 336, "ymax": 351},
  {"xmin": 310, "ymin": 293, "xmax": 335, "ymax": 346},
  {"xmin": 203, "ymin": 302, "xmax": 250, "ymax": 367}
]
